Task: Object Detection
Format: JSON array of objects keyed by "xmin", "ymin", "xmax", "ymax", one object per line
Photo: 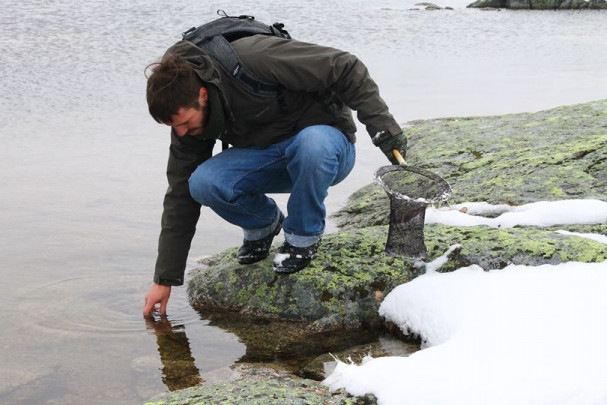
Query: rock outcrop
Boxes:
[
  {"xmin": 188, "ymin": 223, "xmax": 606, "ymax": 332},
  {"xmin": 164, "ymin": 99, "xmax": 607, "ymax": 404},
  {"xmin": 334, "ymin": 99, "xmax": 607, "ymax": 229},
  {"xmin": 467, "ymin": 0, "xmax": 607, "ymax": 9},
  {"xmin": 189, "ymin": 100, "xmax": 607, "ymax": 332}
]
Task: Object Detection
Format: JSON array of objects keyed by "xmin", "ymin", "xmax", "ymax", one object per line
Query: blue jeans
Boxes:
[{"xmin": 188, "ymin": 125, "xmax": 356, "ymax": 247}]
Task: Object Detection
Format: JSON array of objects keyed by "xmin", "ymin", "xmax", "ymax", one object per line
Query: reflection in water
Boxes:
[
  {"xmin": 145, "ymin": 308, "xmax": 403, "ymax": 389},
  {"xmin": 196, "ymin": 309, "xmax": 381, "ymax": 371},
  {"xmin": 145, "ymin": 315, "xmax": 202, "ymax": 391}
]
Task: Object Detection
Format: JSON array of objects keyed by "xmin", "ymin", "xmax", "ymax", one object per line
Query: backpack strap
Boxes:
[
  {"xmin": 181, "ymin": 12, "xmax": 290, "ymax": 112},
  {"xmin": 197, "ymin": 35, "xmax": 283, "ymax": 98}
]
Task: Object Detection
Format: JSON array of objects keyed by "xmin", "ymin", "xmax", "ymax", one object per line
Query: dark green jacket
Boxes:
[{"xmin": 154, "ymin": 35, "xmax": 401, "ymax": 286}]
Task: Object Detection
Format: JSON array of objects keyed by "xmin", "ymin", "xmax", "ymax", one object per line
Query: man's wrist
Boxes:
[{"xmin": 371, "ymin": 130, "xmax": 393, "ymax": 146}]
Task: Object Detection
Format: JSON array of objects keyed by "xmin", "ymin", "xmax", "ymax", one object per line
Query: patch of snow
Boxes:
[
  {"xmin": 450, "ymin": 201, "xmax": 512, "ymax": 216},
  {"xmin": 427, "ymin": 199, "xmax": 607, "ymax": 228},
  {"xmin": 273, "ymin": 253, "xmax": 290, "ymax": 266},
  {"xmin": 556, "ymin": 230, "xmax": 607, "ymax": 245},
  {"xmin": 324, "ymin": 198, "xmax": 607, "ymax": 404},
  {"xmin": 424, "ymin": 243, "xmax": 462, "ymax": 274},
  {"xmin": 325, "ymin": 260, "xmax": 607, "ymax": 405}
]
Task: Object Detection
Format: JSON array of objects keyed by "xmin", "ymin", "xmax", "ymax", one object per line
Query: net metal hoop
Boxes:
[{"xmin": 374, "ymin": 165, "xmax": 453, "ymax": 204}]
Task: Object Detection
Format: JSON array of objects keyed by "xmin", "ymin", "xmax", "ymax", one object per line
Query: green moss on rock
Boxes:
[
  {"xmin": 334, "ymin": 100, "xmax": 607, "ymax": 229},
  {"xmin": 189, "ymin": 101, "xmax": 607, "ymax": 331},
  {"xmin": 424, "ymin": 224, "xmax": 607, "ymax": 272},
  {"xmin": 145, "ymin": 364, "xmax": 377, "ymax": 405},
  {"xmin": 188, "ymin": 223, "xmax": 606, "ymax": 332},
  {"xmin": 188, "ymin": 226, "xmax": 416, "ymax": 332}
]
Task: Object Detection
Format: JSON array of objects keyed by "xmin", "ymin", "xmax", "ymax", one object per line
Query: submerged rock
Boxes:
[
  {"xmin": 415, "ymin": 2, "xmax": 445, "ymax": 9},
  {"xmin": 300, "ymin": 337, "xmax": 420, "ymax": 381},
  {"xmin": 144, "ymin": 364, "xmax": 377, "ymax": 405},
  {"xmin": 195, "ymin": 310, "xmax": 382, "ymax": 364}
]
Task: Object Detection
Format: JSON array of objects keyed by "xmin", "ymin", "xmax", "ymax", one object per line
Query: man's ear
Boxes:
[{"xmin": 198, "ymin": 87, "xmax": 208, "ymax": 103}]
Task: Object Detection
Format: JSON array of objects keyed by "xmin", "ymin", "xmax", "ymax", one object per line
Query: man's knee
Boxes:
[
  {"xmin": 292, "ymin": 125, "xmax": 347, "ymax": 161},
  {"xmin": 188, "ymin": 164, "xmax": 221, "ymax": 206}
]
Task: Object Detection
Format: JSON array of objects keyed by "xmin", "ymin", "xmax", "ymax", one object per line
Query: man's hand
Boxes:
[
  {"xmin": 143, "ymin": 283, "xmax": 172, "ymax": 316},
  {"xmin": 373, "ymin": 131, "xmax": 408, "ymax": 165}
]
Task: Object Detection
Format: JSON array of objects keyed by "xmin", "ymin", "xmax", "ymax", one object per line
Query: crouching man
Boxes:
[{"xmin": 143, "ymin": 30, "xmax": 407, "ymax": 315}]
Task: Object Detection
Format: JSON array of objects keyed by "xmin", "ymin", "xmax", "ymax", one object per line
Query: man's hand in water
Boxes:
[{"xmin": 143, "ymin": 283, "xmax": 171, "ymax": 316}]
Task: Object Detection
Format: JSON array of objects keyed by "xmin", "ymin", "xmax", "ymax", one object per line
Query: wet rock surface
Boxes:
[
  {"xmin": 300, "ymin": 337, "xmax": 420, "ymax": 381},
  {"xmin": 194, "ymin": 309, "xmax": 383, "ymax": 366}
]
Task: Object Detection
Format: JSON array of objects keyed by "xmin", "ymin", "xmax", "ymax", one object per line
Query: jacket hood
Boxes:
[
  {"xmin": 164, "ymin": 41, "xmax": 234, "ymax": 122},
  {"xmin": 165, "ymin": 40, "xmax": 223, "ymax": 87}
]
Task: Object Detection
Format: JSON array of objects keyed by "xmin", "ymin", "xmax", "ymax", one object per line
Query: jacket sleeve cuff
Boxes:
[
  {"xmin": 371, "ymin": 125, "xmax": 404, "ymax": 145},
  {"xmin": 153, "ymin": 274, "xmax": 184, "ymax": 286}
]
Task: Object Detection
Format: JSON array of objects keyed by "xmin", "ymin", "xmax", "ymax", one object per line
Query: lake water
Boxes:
[{"xmin": 1, "ymin": 0, "xmax": 606, "ymax": 403}]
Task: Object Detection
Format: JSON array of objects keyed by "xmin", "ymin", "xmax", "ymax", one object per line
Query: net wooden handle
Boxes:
[{"xmin": 392, "ymin": 149, "xmax": 406, "ymax": 165}]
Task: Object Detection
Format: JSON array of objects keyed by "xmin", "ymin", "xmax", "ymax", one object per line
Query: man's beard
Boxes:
[{"xmin": 186, "ymin": 102, "xmax": 208, "ymax": 136}]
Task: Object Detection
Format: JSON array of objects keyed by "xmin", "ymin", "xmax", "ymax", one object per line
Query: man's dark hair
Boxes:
[{"xmin": 146, "ymin": 55, "xmax": 202, "ymax": 124}]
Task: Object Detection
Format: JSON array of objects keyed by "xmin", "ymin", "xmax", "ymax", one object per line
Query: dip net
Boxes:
[{"xmin": 375, "ymin": 165, "xmax": 452, "ymax": 258}]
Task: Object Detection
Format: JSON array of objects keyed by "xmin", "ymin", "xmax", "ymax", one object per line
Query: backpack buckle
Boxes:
[{"xmin": 182, "ymin": 26, "xmax": 196, "ymax": 39}]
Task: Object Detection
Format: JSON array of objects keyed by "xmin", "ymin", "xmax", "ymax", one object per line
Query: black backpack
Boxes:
[{"xmin": 182, "ymin": 10, "xmax": 291, "ymax": 99}]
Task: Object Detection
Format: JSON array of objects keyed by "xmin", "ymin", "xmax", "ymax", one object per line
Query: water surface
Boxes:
[{"xmin": 1, "ymin": 0, "xmax": 606, "ymax": 403}]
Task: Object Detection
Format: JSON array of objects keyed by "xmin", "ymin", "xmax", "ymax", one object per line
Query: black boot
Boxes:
[
  {"xmin": 237, "ymin": 213, "xmax": 284, "ymax": 265},
  {"xmin": 272, "ymin": 239, "xmax": 321, "ymax": 274}
]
